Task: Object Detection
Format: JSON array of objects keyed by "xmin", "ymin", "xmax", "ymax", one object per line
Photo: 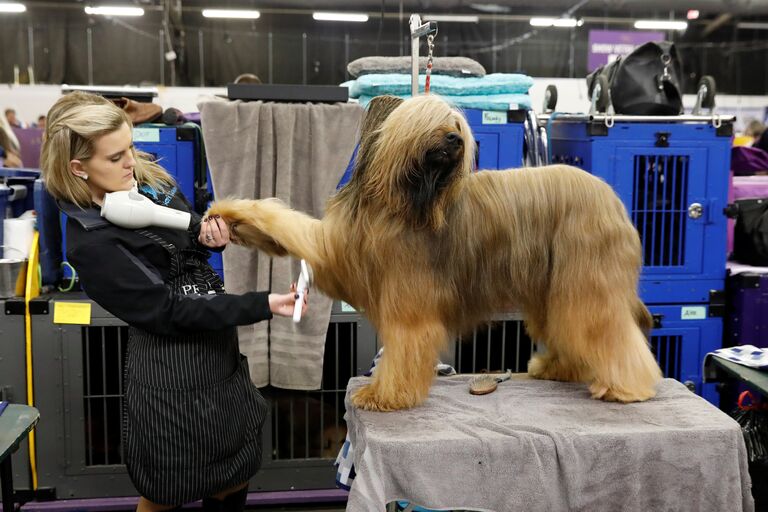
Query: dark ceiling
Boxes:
[{"xmin": 24, "ymin": 0, "xmax": 768, "ymax": 17}]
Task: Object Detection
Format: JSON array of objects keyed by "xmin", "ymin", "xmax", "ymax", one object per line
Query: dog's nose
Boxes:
[{"xmin": 445, "ymin": 132, "xmax": 463, "ymax": 146}]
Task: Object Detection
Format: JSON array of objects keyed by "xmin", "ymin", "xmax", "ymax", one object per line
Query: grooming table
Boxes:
[{"xmin": 344, "ymin": 375, "xmax": 754, "ymax": 512}]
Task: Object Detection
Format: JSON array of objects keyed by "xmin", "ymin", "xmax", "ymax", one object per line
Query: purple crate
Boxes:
[{"xmin": 726, "ymin": 267, "xmax": 768, "ymax": 348}]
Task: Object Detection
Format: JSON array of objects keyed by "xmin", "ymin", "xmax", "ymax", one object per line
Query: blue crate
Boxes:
[
  {"xmin": 648, "ymin": 304, "xmax": 722, "ymax": 405},
  {"xmin": 133, "ymin": 125, "xmax": 197, "ymax": 207},
  {"xmin": 463, "ymin": 109, "xmax": 525, "ymax": 170},
  {"xmin": 337, "ymin": 109, "xmax": 526, "ymax": 188},
  {"xmin": 549, "ymin": 120, "xmax": 732, "ymax": 304}
]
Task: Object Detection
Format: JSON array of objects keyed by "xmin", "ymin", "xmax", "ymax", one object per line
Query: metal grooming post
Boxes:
[{"xmin": 409, "ymin": 14, "xmax": 438, "ymax": 96}]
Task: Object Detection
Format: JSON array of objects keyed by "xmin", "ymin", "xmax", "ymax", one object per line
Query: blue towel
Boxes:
[
  {"xmin": 357, "ymin": 93, "xmax": 531, "ymax": 112},
  {"xmin": 0, "ymin": 401, "xmax": 8, "ymax": 417},
  {"xmin": 347, "ymin": 73, "xmax": 534, "ymax": 98}
]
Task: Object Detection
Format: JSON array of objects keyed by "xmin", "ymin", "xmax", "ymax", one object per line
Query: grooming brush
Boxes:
[
  {"xmin": 293, "ymin": 259, "xmax": 313, "ymax": 323},
  {"xmin": 469, "ymin": 370, "xmax": 512, "ymax": 396}
]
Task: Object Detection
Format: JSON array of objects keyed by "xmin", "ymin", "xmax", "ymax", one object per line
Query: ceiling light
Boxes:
[
  {"xmin": 313, "ymin": 12, "xmax": 369, "ymax": 22},
  {"xmin": 423, "ymin": 15, "xmax": 480, "ymax": 23},
  {"xmin": 530, "ymin": 17, "xmax": 579, "ymax": 28},
  {"xmin": 84, "ymin": 6, "xmax": 145, "ymax": 17},
  {"xmin": 634, "ymin": 20, "xmax": 688, "ymax": 30},
  {"xmin": 0, "ymin": 2, "xmax": 25, "ymax": 13},
  {"xmin": 202, "ymin": 9, "xmax": 260, "ymax": 19},
  {"xmin": 469, "ymin": 3, "xmax": 511, "ymax": 14}
]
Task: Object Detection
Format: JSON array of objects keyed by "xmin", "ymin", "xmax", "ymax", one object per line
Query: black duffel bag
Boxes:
[
  {"xmin": 587, "ymin": 41, "xmax": 684, "ymax": 115},
  {"xmin": 732, "ymin": 198, "xmax": 768, "ymax": 266}
]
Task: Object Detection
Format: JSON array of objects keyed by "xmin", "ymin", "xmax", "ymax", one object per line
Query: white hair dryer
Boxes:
[
  {"xmin": 101, "ymin": 190, "xmax": 191, "ymax": 230},
  {"xmin": 293, "ymin": 259, "xmax": 313, "ymax": 323}
]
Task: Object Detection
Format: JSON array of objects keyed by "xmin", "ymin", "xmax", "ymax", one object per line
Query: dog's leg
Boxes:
[
  {"xmin": 545, "ymin": 295, "xmax": 661, "ymax": 402},
  {"xmin": 351, "ymin": 321, "xmax": 446, "ymax": 411},
  {"xmin": 207, "ymin": 198, "xmax": 324, "ymax": 265}
]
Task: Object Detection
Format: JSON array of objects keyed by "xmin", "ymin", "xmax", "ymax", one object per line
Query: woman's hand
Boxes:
[
  {"xmin": 269, "ymin": 283, "xmax": 309, "ymax": 318},
  {"xmin": 198, "ymin": 215, "xmax": 230, "ymax": 248}
]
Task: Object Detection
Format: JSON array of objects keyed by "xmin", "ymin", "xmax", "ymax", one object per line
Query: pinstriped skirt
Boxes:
[{"xmin": 123, "ymin": 327, "xmax": 268, "ymax": 505}]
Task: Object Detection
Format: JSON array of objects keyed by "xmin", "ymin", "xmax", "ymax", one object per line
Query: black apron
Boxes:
[{"xmin": 122, "ymin": 231, "xmax": 268, "ymax": 505}]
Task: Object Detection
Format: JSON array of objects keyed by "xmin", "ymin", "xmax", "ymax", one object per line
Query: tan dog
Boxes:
[{"xmin": 208, "ymin": 95, "xmax": 662, "ymax": 411}]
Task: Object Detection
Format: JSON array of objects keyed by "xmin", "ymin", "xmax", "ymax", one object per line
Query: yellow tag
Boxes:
[{"xmin": 53, "ymin": 302, "xmax": 92, "ymax": 325}]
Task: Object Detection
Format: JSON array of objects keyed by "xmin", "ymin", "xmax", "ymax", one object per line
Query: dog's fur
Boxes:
[{"xmin": 208, "ymin": 95, "xmax": 662, "ymax": 411}]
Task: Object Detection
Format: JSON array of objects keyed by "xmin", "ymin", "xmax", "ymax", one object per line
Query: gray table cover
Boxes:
[{"xmin": 344, "ymin": 376, "xmax": 754, "ymax": 512}]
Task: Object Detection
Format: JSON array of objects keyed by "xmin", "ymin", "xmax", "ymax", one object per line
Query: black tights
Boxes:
[{"xmin": 201, "ymin": 486, "xmax": 248, "ymax": 512}]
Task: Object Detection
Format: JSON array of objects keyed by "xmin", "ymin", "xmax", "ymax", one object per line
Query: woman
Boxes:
[{"xmin": 40, "ymin": 91, "xmax": 305, "ymax": 511}]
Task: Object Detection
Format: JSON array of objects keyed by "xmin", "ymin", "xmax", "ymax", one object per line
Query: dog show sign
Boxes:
[{"xmin": 588, "ymin": 30, "xmax": 665, "ymax": 71}]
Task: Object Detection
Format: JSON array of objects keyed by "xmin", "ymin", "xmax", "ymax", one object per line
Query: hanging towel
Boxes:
[{"xmin": 199, "ymin": 97, "xmax": 364, "ymax": 389}]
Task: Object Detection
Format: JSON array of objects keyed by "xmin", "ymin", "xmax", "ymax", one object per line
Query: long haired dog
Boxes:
[{"xmin": 208, "ymin": 95, "xmax": 662, "ymax": 411}]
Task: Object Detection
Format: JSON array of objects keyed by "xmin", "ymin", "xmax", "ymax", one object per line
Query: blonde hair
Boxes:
[{"xmin": 40, "ymin": 91, "xmax": 175, "ymax": 208}]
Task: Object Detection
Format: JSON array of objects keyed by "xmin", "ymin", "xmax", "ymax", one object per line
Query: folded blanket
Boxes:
[
  {"xmin": 347, "ymin": 56, "xmax": 486, "ymax": 78},
  {"xmin": 707, "ymin": 345, "xmax": 768, "ymax": 370},
  {"xmin": 346, "ymin": 73, "xmax": 534, "ymax": 98},
  {"xmin": 357, "ymin": 93, "xmax": 531, "ymax": 112}
]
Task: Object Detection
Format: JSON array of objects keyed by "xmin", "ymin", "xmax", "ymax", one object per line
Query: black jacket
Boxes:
[{"xmin": 60, "ymin": 188, "xmax": 272, "ymax": 336}]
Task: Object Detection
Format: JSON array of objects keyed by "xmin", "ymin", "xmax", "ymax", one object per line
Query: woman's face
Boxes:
[{"xmin": 71, "ymin": 122, "xmax": 136, "ymax": 202}]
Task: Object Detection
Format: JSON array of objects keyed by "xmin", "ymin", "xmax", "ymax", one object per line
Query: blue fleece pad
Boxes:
[
  {"xmin": 348, "ymin": 73, "xmax": 533, "ymax": 98},
  {"xmin": 357, "ymin": 93, "xmax": 531, "ymax": 112}
]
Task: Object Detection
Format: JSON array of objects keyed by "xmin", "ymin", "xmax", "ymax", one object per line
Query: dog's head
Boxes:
[{"xmin": 352, "ymin": 95, "xmax": 476, "ymax": 230}]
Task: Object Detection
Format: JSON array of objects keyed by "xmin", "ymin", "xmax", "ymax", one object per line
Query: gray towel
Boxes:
[
  {"xmin": 344, "ymin": 376, "xmax": 754, "ymax": 512},
  {"xmin": 199, "ymin": 97, "xmax": 364, "ymax": 389}
]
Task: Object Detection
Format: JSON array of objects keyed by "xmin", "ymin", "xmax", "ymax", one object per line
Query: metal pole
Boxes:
[
  {"xmin": 87, "ymin": 27, "xmax": 94, "ymax": 85},
  {"xmin": 410, "ymin": 15, "xmax": 420, "ymax": 96},
  {"xmin": 398, "ymin": 0, "xmax": 404, "ymax": 56},
  {"xmin": 569, "ymin": 27, "xmax": 575, "ymax": 78},
  {"xmin": 491, "ymin": 16, "xmax": 497, "ymax": 73},
  {"xmin": 268, "ymin": 32, "xmax": 273, "ymax": 84},
  {"xmin": 344, "ymin": 33, "xmax": 350, "ymax": 81},
  {"xmin": 159, "ymin": 29, "xmax": 165, "ymax": 86},
  {"xmin": 27, "ymin": 23, "xmax": 35, "ymax": 80},
  {"xmin": 198, "ymin": 29, "xmax": 204, "ymax": 86},
  {"xmin": 302, "ymin": 32, "xmax": 307, "ymax": 85}
]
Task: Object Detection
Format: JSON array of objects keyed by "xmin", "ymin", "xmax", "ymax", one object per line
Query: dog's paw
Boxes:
[
  {"xmin": 589, "ymin": 382, "xmax": 656, "ymax": 403},
  {"xmin": 527, "ymin": 355, "xmax": 548, "ymax": 379},
  {"xmin": 351, "ymin": 384, "xmax": 418, "ymax": 412},
  {"xmin": 351, "ymin": 385, "xmax": 393, "ymax": 412}
]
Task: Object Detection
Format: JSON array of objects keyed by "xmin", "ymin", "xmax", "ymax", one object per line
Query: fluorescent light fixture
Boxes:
[
  {"xmin": 737, "ymin": 22, "xmax": 768, "ymax": 30},
  {"xmin": 634, "ymin": 20, "xmax": 688, "ymax": 30},
  {"xmin": 313, "ymin": 12, "xmax": 368, "ymax": 22},
  {"xmin": 530, "ymin": 17, "xmax": 580, "ymax": 28},
  {"xmin": 202, "ymin": 9, "xmax": 260, "ymax": 19},
  {"xmin": 0, "ymin": 2, "xmax": 26, "ymax": 13},
  {"xmin": 423, "ymin": 14, "xmax": 480, "ymax": 23},
  {"xmin": 84, "ymin": 6, "xmax": 145, "ymax": 16}
]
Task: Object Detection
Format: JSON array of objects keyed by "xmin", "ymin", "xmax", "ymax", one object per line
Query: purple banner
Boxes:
[{"xmin": 588, "ymin": 30, "xmax": 665, "ymax": 71}]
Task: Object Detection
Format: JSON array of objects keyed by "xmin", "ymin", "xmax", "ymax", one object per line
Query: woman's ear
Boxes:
[{"xmin": 69, "ymin": 159, "xmax": 89, "ymax": 180}]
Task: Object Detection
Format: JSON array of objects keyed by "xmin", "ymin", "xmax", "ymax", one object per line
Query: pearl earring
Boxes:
[{"xmin": 80, "ymin": 174, "xmax": 88, "ymax": 181}]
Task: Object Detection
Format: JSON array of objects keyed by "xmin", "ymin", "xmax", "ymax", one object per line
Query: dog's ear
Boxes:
[
  {"xmin": 360, "ymin": 95, "xmax": 404, "ymax": 143},
  {"xmin": 352, "ymin": 95, "xmax": 405, "ymax": 179}
]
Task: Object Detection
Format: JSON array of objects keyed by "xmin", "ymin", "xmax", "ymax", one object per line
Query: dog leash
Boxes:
[{"xmin": 425, "ymin": 33, "xmax": 435, "ymax": 94}]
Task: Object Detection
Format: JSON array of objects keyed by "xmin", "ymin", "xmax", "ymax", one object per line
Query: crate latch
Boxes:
[
  {"xmin": 655, "ymin": 132, "xmax": 671, "ymax": 147},
  {"xmin": 709, "ymin": 290, "xmax": 726, "ymax": 317}
]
